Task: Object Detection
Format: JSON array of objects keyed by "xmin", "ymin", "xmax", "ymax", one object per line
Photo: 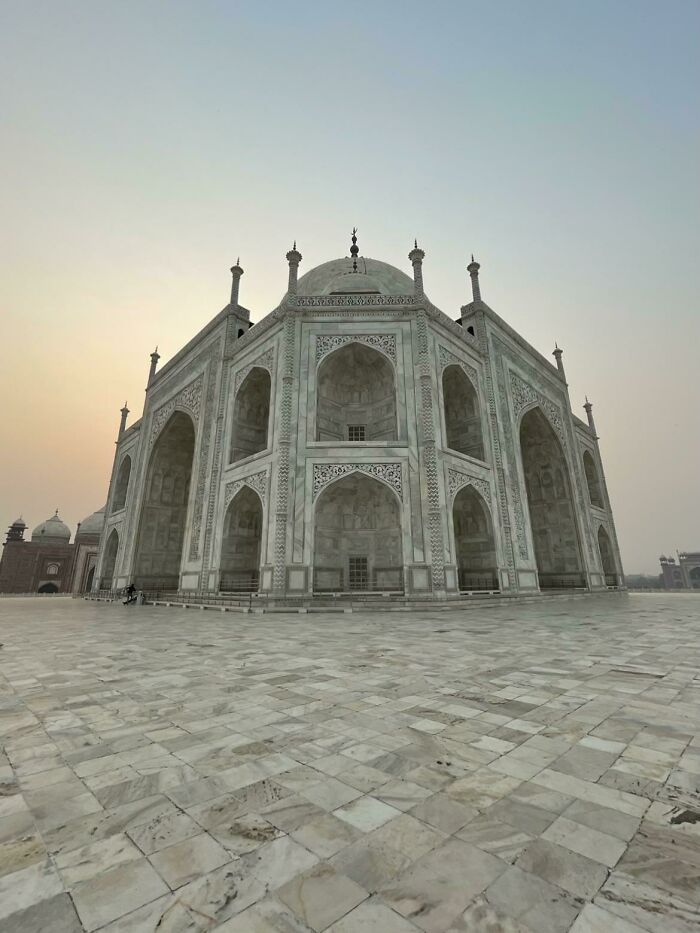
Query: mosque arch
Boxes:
[
  {"xmin": 133, "ymin": 411, "xmax": 195, "ymax": 591},
  {"xmin": 101, "ymin": 528, "xmax": 119, "ymax": 589},
  {"xmin": 219, "ymin": 486, "xmax": 263, "ymax": 592},
  {"xmin": 689, "ymin": 567, "xmax": 700, "ymax": 588},
  {"xmin": 38, "ymin": 582, "xmax": 59, "ymax": 594},
  {"xmin": 112, "ymin": 455, "xmax": 132, "ymax": 512},
  {"xmin": 583, "ymin": 449, "xmax": 603, "ymax": 508},
  {"xmin": 442, "ymin": 365, "xmax": 485, "ymax": 460},
  {"xmin": 452, "ymin": 486, "xmax": 498, "ymax": 591},
  {"xmin": 231, "ymin": 367, "xmax": 271, "ymax": 462},
  {"xmin": 597, "ymin": 525, "xmax": 617, "ymax": 585},
  {"xmin": 85, "ymin": 566, "xmax": 95, "ymax": 593},
  {"xmin": 316, "ymin": 343, "xmax": 397, "ymax": 442},
  {"xmin": 520, "ymin": 407, "xmax": 584, "ymax": 589},
  {"xmin": 313, "ymin": 473, "xmax": 403, "ymax": 592}
]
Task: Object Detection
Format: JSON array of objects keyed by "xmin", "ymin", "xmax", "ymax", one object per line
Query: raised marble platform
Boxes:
[{"xmin": 0, "ymin": 593, "xmax": 698, "ymax": 932}]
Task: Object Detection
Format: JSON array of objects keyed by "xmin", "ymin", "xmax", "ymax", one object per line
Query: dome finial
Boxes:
[{"xmin": 350, "ymin": 227, "xmax": 359, "ymax": 272}]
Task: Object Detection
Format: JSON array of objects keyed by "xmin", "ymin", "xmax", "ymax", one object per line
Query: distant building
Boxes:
[
  {"xmin": 659, "ymin": 553, "xmax": 700, "ymax": 590},
  {"xmin": 0, "ymin": 508, "xmax": 104, "ymax": 594}
]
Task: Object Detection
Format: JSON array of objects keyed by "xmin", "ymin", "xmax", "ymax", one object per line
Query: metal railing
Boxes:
[
  {"xmin": 538, "ymin": 572, "xmax": 587, "ymax": 590},
  {"xmin": 458, "ymin": 570, "xmax": 499, "ymax": 592},
  {"xmin": 313, "ymin": 566, "xmax": 404, "ymax": 594},
  {"xmin": 219, "ymin": 570, "xmax": 259, "ymax": 593}
]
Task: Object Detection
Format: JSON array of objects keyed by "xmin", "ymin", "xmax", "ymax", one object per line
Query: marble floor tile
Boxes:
[
  {"xmin": 485, "ymin": 865, "xmax": 580, "ymax": 933},
  {"xmin": 0, "ymin": 892, "xmax": 83, "ymax": 933},
  {"xmin": 148, "ymin": 831, "xmax": 229, "ymax": 889},
  {"xmin": 595, "ymin": 872, "xmax": 700, "ymax": 933},
  {"xmin": 213, "ymin": 895, "xmax": 318, "ymax": 931},
  {"xmin": 326, "ymin": 898, "xmax": 420, "ymax": 931},
  {"xmin": 55, "ymin": 832, "xmax": 141, "ymax": 886},
  {"xmin": 291, "ymin": 811, "xmax": 363, "ymax": 858},
  {"xmin": 516, "ymin": 838, "xmax": 609, "ymax": 898},
  {"xmin": 0, "ymin": 832, "xmax": 45, "ymax": 877},
  {"xmin": 126, "ymin": 809, "xmax": 201, "ymax": 854},
  {"xmin": 541, "ymin": 815, "xmax": 627, "ymax": 867},
  {"xmin": 334, "ymin": 796, "xmax": 402, "ymax": 833},
  {"xmin": 0, "ymin": 858, "xmax": 64, "ymax": 921},
  {"xmin": 569, "ymin": 902, "xmax": 648, "ymax": 932},
  {"xmin": 456, "ymin": 815, "xmax": 533, "ymax": 863},
  {"xmin": 70, "ymin": 858, "xmax": 169, "ymax": 930},
  {"xmin": 277, "ymin": 862, "xmax": 368, "ymax": 931},
  {"xmin": 380, "ymin": 838, "xmax": 506, "ymax": 932}
]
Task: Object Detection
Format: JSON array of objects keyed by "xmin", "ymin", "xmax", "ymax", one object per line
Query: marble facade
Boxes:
[{"xmin": 93, "ymin": 236, "xmax": 623, "ymax": 598}]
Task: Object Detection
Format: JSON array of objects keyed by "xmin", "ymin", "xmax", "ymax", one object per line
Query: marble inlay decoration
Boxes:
[
  {"xmin": 447, "ymin": 469, "xmax": 491, "ymax": 505},
  {"xmin": 149, "ymin": 376, "xmax": 203, "ymax": 447},
  {"xmin": 312, "ymin": 462, "xmax": 403, "ymax": 500},
  {"xmin": 224, "ymin": 470, "xmax": 268, "ymax": 509},
  {"xmin": 315, "ymin": 334, "xmax": 397, "ymax": 365}
]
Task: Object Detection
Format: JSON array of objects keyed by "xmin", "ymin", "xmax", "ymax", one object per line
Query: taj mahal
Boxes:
[{"xmin": 93, "ymin": 231, "xmax": 623, "ymax": 602}]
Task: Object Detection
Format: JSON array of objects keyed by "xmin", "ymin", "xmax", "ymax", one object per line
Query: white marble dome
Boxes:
[
  {"xmin": 31, "ymin": 512, "xmax": 71, "ymax": 543},
  {"xmin": 294, "ymin": 257, "xmax": 414, "ymax": 298},
  {"xmin": 77, "ymin": 506, "xmax": 106, "ymax": 537}
]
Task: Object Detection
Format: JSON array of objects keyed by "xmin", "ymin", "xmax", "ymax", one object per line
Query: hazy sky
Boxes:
[{"xmin": 1, "ymin": 1, "xmax": 698, "ymax": 573}]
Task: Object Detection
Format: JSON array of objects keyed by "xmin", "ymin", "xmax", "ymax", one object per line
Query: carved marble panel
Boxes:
[
  {"xmin": 224, "ymin": 470, "xmax": 268, "ymax": 509},
  {"xmin": 234, "ymin": 347, "xmax": 275, "ymax": 394},
  {"xmin": 315, "ymin": 334, "xmax": 397, "ymax": 365},
  {"xmin": 438, "ymin": 345, "xmax": 479, "ymax": 386},
  {"xmin": 312, "ymin": 462, "xmax": 403, "ymax": 501},
  {"xmin": 149, "ymin": 376, "xmax": 203, "ymax": 447},
  {"xmin": 447, "ymin": 470, "xmax": 491, "ymax": 505}
]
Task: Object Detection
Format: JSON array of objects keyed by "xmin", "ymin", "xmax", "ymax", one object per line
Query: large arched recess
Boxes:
[
  {"xmin": 219, "ymin": 486, "xmax": 263, "ymax": 592},
  {"xmin": 598, "ymin": 526, "xmax": 617, "ymax": 585},
  {"xmin": 689, "ymin": 567, "xmax": 700, "ymax": 589},
  {"xmin": 442, "ymin": 365, "xmax": 485, "ymax": 460},
  {"xmin": 101, "ymin": 528, "xmax": 119, "ymax": 589},
  {"xmin": 133, "ymin": 411, "xmax": 195, "ymax": 591},
  {"xmin": 520, "ymin": 407, "xmax": 584, "ymax": 589},
  {"xmin": 231, "ymin": 367, "xmax": 271, "ymax": 462},
  {"xmin": 316, "ymin": 344, "xmax": 396, "ymax": 442},
  {"xmin": 112, "ymin": 455, "xmax": 132, "ymax": 512},
  {"xmin": 583, "ymin": 450, "xmax": 603, "ymax": 508},
  {"xmin": 313, "ymin": 473, "xmax": 403, "ymax": 592},
  {"xmin": 453, "ymin": 485, "xmax": 498, "ymax": 591}
]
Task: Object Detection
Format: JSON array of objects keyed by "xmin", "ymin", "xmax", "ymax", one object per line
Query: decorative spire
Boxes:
[
  {"xmin": 583, "ymin": 397, "xmax": 597, "ymax": 435},
  {"xmin": 467, "ymin": 254, "xmax": 482, "ymax": 302},
  {"xmin": 118, "ymin": 402, "xmax": 129, "ymax": 438},
  {"xmin": 148, "ymin": 347, "xmax": 160, "ymax": 385},
  {"xmin": 286, "ymin": 241, "xmax": 302, "ymax": 295},
  {"xmin": 408, "ymin": 239, "xmax": 426, "ymax": 297},
  {"xmin": 230, "ymin": 258, "xmax": 244, "ymax": 306},
  {"xmin": 552, "ymin": 343, "xmax": 565, "ymax": 379},
  {"xmin": 350, "ymin": 227, "xmax": 359, "ymax": 272}
]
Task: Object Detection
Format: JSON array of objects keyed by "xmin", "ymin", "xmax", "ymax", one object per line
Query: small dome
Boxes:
[
  {"xmin": 76, "ymin": 506, "xmax": 106, "ymax": 538},
  {"xmin": 31, "ymin": 511, "xmax": 71, "ymax": 543},
  {"xmin": 11, "ymin": 517, "xmax": 26, "ymax": 528},
  {"xmin": 292, "ymin": 256, "xmax": 414, "ymax": 300}
]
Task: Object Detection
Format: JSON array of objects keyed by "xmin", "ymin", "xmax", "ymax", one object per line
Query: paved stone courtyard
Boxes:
[{"xmin": 0, "ymin": 594, "xmax": 699, "ymax": 932}]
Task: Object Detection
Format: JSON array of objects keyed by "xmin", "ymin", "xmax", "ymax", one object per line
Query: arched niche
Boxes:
[
  {"xmin": 85, "ymin": 566, "xmax": 95, "ymax": 593},
  {"xmin": 38, "ymin": 582, "xmax": 58, "ymax": 594},
  {"xmin": 113, "ymin": 455, "xmax": 132, "ymax": 512},
  {"xmin": 453, "ymin": 485, "xmax": 498, "ymax": 591},
  {"xmin": 231, "ymin": 367, "xmax": 271, "ymax": 462},
  {"xmin": 101, "ymin": 528, "xmax": 119, "ymax": 589},
  {"xmin": 220, "ymin": 486, "xmax": 263, "ymax": 592},
  {"xmin": 316, "ymin": 343, "xmax": 397, "ymax": 442},
  {"xmin": 314, "ymin": 473, "xmax": 403, "ymax": 592},
  {"xmin": 442, "ymin": 365, "xmax": 485, "ymax": 460},
  {"xmin": 583, "ymin": 449, "xmax": 603, "ymax": 508},
  {"xmin": 133, "ymin": 411, "xmax": 195, "ymax": 591},
  {"xmin": 689, "ymin": 567, "xmax": 700, "ymax": 589},
  {"xmin": 520, "ymin": 407, "xmax": 584, "ymax": 589},
  {"xmin": 598, "ymin": 525, "xmax": 617, "ymax": 585}
]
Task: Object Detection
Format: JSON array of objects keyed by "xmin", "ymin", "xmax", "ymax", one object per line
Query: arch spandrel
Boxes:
[{"xmin": 312, "ymin": 463, "xmax": 403, "ymax": 502}]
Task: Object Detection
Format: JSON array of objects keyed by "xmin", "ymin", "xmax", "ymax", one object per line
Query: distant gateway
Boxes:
[{"xmin": 93, "ymin": 233, "xmax": 623, "ymax": 600}]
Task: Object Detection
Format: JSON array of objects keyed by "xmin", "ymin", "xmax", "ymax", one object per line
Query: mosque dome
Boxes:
[
  {"xmin": 31, "ymin": 511, "xmax": 71, "ymax": 543},
  {"xmin": 76, "ymin": 506, "xmax": 106, "ymax": 538},
  {"xmin": 294, "ymin": 257, "xmax": 414, "ymax": 299},
  {"xmin": 11, "ymin": 518, "xmax": 26, "ymax": 528}
]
